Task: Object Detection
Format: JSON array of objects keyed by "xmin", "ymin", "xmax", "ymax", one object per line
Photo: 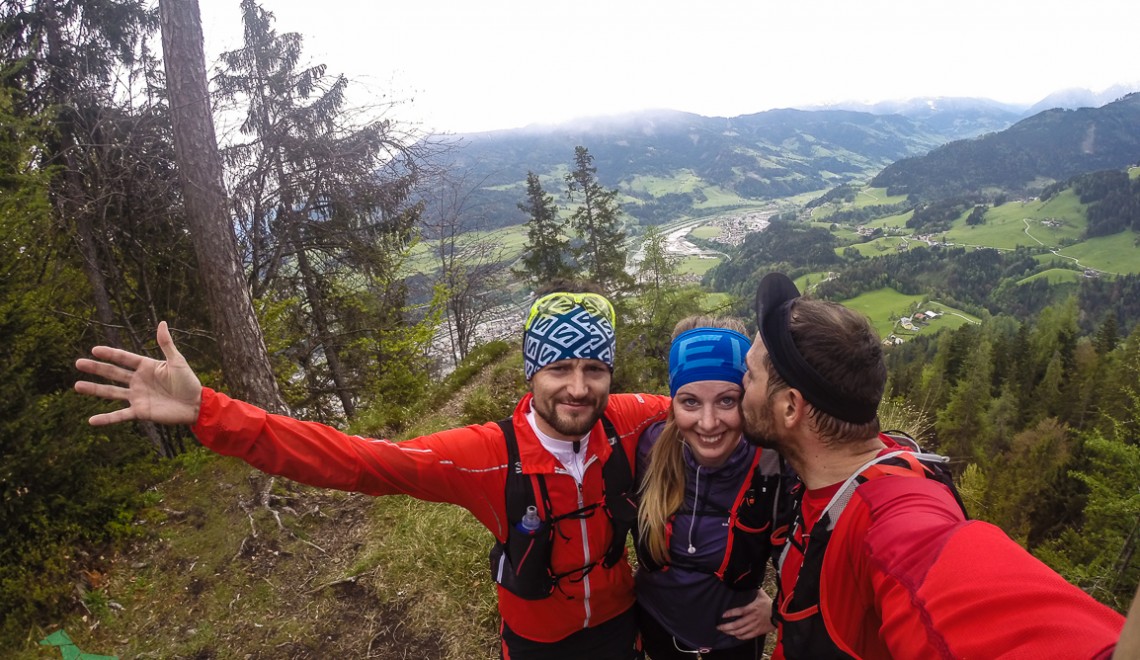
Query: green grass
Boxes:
[
  {"xmin": 690, "ymin": 225, "xmax": 722, "ymax": 240},
  {"xmin": 1018, "ymin": 268, "xmax": 1084, "ymax": 286},
  {"xmin": 1054, "ymin": 231, "xmax": 1140, "ymax": 275},
  {"xmin": 839, "ymin": 236, "xmax": 921, "ymax": 258},
  {"xmin": 863, "ymin": 210, "xmax": 914, "ymax": 230},
  {"xmin": 837, "ymin": 288, "xmax": 981, "ymax": 340},
  {"xmin": 852, "ymin": 186, "xmax": 908, "ymax": 208},
  {"xmin": 945, "ymin": 191, "xmax": 1087, "ymax": 249},
  {"xmin": 625, "ymin": 170, "xmax": 705, "ymax": 196},
  {"xmin": 794, "ymin": 271, "xmax": 833, "ymax": 295},
  {"xmin": 679, "ymin": 255, "xmax": 722, "ymax": 275},
  {"xmin": 840, "ymin": 287, "xmax": 927, "ymax": 338},
  {"xmin": 403, "ymin": 226, "xmax": 531, "ymax": 277}
]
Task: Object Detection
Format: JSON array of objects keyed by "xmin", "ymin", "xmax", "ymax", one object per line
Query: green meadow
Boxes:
[
  {"xmin": 944, "ymin": 191, "xmax": 1087, "ymax": 249},
  {"xmin": 837, "ymin": 288, "xmax": 981, "ymax": 340},
  {"xmin": 679, "ymin": 255, "xmax": 722, "ymax": 276},
  {"xmin": 690, "ymin": 225, "xmax": 722, "ymax": 240},
  {"xmin": 1054, "ymin": 231, "xmax": 1140, "ymax": 275},
  {"xmin": 840, "ymin": 287, "xmax": 927, "ymax": 338},
  {"xmin": 853, "ymin": 186, "xmax": 908, "ymax": 208},
  {"xmin": 1018, "ymin": 268, "xmax": 1084, "ymax": 286}
]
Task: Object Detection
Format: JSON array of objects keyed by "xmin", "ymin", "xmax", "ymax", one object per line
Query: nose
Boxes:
[
  {"xmin": 697, "ymin": 404, "xmax": 720, "ymax": 432},
  {"xmin": 566, "ymin": 369, "xmax": 589, "ymax": 399}
]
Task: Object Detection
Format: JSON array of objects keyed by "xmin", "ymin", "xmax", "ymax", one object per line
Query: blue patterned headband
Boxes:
[
  {"xmin": 523, "ymin": 294, "xmax": 616, "ymax": 380},
  {"xmin": 668, "ymin": 327, "xmax": 751, "ymax": 396}
]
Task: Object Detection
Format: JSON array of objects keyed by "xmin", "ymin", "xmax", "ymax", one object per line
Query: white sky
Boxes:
[{"xmin": 198, "ymin": 0, "xmax": 1140, "ymax": 134}]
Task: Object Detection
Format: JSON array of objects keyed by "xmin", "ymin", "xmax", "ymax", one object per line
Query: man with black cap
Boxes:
[
  {"xmin": 74, "ymin": 282, "xmax": 670, "ymax": 659},
  {"xmin": 742, "ymin": 272, "xmax": 1126, "ymax": 659}
]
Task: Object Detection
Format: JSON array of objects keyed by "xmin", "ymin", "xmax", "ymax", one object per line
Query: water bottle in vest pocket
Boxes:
[{"xmin": 489, "ymin": 511, "xmax": 556, "ymax": 600}]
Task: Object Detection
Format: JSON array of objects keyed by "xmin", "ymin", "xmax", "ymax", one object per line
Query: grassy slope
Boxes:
[{"xmin": 16, "ymin": 365, "xmax": 524, "ymax": 660}]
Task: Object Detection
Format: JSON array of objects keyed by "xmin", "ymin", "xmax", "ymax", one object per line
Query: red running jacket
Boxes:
[
  {"xmin": 774, "ymin": 443, "xmax": 1124, "ymax": 660},
  {"xmin": 191, "ymin": 387, "xmax": 670, "ymax": 643}
]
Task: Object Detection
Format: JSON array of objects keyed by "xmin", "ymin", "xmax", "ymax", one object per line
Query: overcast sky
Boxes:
[{"xmin": 198, "ymin": 0, "xmax": 1140, "ymax": 134}]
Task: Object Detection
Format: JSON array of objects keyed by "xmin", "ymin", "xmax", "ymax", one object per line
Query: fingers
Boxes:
[
  {"xmin": 75, "ymin": 358, "xmax": 137, "ymax": 385},
  {"xmin": 74, "ymin": 379, "xmax": 132, "ymax": 401},
  {"xmin": 88, "ymin": 407, "xmax": 137, "ymax": 426},
  {"xmin": 87, "ymin": 345, "xmax": 147, "ymax": 370}
]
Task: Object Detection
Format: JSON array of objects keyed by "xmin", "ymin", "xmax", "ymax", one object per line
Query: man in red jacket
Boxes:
[
  {"xmin": 740, "ymin": 272, "xmax": 1127, "ymax": 659},
  {"xmin": 75, "ymin": 283, "xmax": 669, "ymax": 660}
]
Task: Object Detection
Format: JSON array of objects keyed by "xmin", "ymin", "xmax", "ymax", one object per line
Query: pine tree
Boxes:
[
  {"xmin": 565, "ymin": 146, "xmax": 632, "ymax": 291},
  {"xmin": 516, "ymin": 171, "xmax": 573, "ymax": 288}
]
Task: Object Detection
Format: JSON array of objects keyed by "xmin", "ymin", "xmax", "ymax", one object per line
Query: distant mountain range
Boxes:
[
  {"xmin": 872, "ymin": 92, "xmax": 1140, "ymax": 199},
  {"xmin": 426, "ymin": 85, "xmax": 1140, "ymax": 231}
]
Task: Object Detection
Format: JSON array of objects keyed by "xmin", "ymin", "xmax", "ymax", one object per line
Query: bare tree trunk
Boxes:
[{"xmin": 158, "ymin": 0, "xmax": 286, "ymax": 413}]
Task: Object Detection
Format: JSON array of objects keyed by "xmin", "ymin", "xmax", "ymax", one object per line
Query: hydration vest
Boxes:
[
  {"xmin": 488, "ymin": 415, "xmax": 637, "ymax": 600},
  {"xmin": 774, "ymin": 433, "xmax": 967, "ymax": 660},
  {"xmin": 636, "ymin": 447, "xmax": 792, "ymax": 591}
]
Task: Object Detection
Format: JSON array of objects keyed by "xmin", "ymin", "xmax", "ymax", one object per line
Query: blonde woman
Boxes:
[{"xmin": 635, "ymin": 316, "xmax": 779, "ymax": 659}]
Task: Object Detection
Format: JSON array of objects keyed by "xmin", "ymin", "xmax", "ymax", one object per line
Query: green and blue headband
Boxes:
[{"xmin": 523, "ymin": 292, "xmax": 617, "ymax": 381}]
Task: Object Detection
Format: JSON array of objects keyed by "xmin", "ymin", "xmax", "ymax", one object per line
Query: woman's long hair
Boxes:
[{"xmin": 637, "ymin": 315, "xmax": 749, "ymax": 566}]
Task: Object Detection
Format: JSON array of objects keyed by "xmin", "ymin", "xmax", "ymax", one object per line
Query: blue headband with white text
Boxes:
[{"xmin": 668, "ymin": 327, "xmax": 751, "ymax": 396}]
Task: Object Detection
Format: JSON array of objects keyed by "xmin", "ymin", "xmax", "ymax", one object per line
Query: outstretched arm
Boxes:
[{"xmin": 74, "ymin": 321, "xmax": 203, "ymax": 426}]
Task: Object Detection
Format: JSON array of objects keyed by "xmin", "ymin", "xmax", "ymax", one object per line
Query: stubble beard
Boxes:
[
  {"xmin": 536, "ymin": 395, "xmax": 607, "ymax": 438},
  {"xmin": 742, "ymin": 401, "xmax": 780, "ymax": 449}
]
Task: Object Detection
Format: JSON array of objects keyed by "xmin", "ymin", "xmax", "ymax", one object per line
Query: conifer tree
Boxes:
[
  {"xmin": 516, "ymin": 171, "xmax": 573, "ymax": 289},
  {"xmin": 565, "ymin": 146, "xmax": 632, "ymax": 291}
]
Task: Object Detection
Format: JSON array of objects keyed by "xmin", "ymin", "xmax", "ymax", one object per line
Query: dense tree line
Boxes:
[
  {"xmin": 906, "ymin": 195, "xmax": 984, "ymax": 232},
  {"xmin": 707, "ymin": 219, "xmax": 841, "ymax": 298},
  {"xmin": 1064, "ymin": 169, "xmax": 1140, "ymax": 237},
  {"xmin": 1, "ymin": 0, "xmax": 442, "ymax": 645},
  {"xmin": 885, "ymin": 302, "xmax": 1140, "ymax": 610}
]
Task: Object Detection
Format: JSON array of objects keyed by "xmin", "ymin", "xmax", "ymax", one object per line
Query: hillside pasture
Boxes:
[
  {"xmin": 864, "ymin": 210, "xmax": 913, "ymax": 230},
  {"xmin": 625, "ymin": 170, "xmax": 704, "ymax": 196},
  {"xmin": 838, "ymin": 235, "xmax": 922, "ymax": 259},
  {"xmin": 946, "ymin": 191, "xmax": 1087, "ymax": 249},
  {"xmin": 853, "ymin": 186, "xmax": 908, "ymax": 208},
  {"xmin": 1018, "ymin": 268, "xmax": 1084, "ymax": 286},
  {"xmin": 839, "ymin": 287, "xmax": 926, "ymax": 338},
  {"xmin": 403, "ymin": 226, "xmax": 530, "ymax": 277},
  {"xmin": 794, "ymin": 271, "xmax": 834, "ymax": 295},
  {"xmin": 1055, "ymin": 230, "xmax": 1140, "ymax": 275}
]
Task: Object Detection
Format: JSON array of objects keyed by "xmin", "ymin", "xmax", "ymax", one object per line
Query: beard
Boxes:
[
  {"xmin": 742, "ymin": 398, "xmax": 780, "ymax": 449},
  {"xmin": 533, "ymin": 394, "xmax": 608, "ymax": 438}
]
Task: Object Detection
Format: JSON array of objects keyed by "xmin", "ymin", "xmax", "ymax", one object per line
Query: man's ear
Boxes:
[{"xmin": 776, "ymin": 388, "xmax": 807, "ymax": 430}]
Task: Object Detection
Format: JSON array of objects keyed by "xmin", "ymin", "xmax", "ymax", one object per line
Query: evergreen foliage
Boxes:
[
  {"xmin": 565, "ymin": 146, "xmax": 633, "ymax": 292},
  {"xmin": 515, "ymin": 171, "xmax": 574, "ymax": 289},
  {"xmin": 216, "ymin": 0, "xmax": 427, "ymax": 421}
]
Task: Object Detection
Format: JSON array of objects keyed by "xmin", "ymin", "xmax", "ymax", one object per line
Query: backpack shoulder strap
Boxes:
[
  {"xmin": 495, "ymin": 418, "xmax": 547, "ymax": 527},
  {"xmin": 598, "ymin": 415, "xmax": 637, "ymax": 568}
]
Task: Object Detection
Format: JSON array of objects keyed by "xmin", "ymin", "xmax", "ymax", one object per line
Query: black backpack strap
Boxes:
[
  {"xmin": 490, "ymin": 418, "xmax": 557, "ymax": 600},
  {"xmin": 495, "ymin": 418, "xmax": 553, "ymax": 525},
  {"xmin": 599, "ymin": 415, "xmax": 637, "ymax": 568}
]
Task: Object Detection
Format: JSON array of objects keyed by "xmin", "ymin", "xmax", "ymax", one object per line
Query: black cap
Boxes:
[{"xmin": 754, "ymin": 272, "xmax": 878, "ymax": 424}]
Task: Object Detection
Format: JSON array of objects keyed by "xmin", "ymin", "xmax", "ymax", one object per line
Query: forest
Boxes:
[{"xmin": 2, "ymin": 0, "xmax": 1139, "ymax": 656}]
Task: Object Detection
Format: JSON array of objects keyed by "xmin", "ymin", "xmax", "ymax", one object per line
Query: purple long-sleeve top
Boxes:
[{"xmin": 634, "ymin": 421, "xmax": 761, "ymax": 650}]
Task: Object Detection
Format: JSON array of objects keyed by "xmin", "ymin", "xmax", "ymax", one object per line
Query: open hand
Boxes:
[
  {"xmin": 75, "ymin": 321, "xmax": 203, "ymax": 426},
  {"xmin": 716, "ymin": 588, "xmax": 777, "ymax": 641}
]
